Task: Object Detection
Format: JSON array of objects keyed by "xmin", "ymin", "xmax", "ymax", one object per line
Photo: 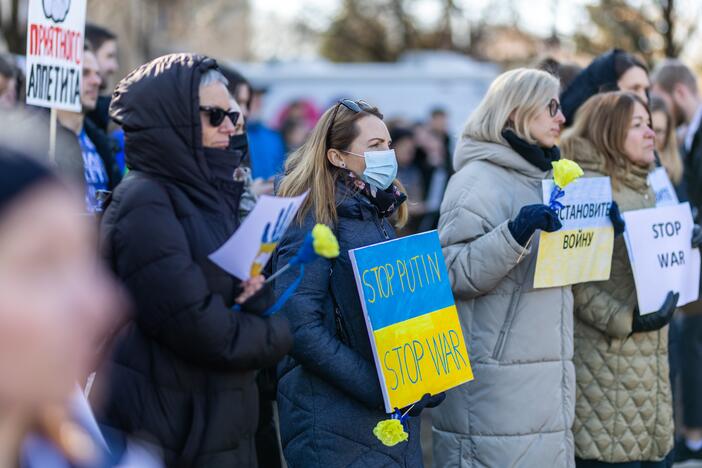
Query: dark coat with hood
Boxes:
[
  {"xmin": 273, "ymin": 181, "xmax": 422, "ymax": 468},
  {"xmin": 91, "ymin": 54, "xmax": 292, "ymax": 468},
  {"xmin": 560, "ymin": 49, "xmax": 624, "ymax": 126}
]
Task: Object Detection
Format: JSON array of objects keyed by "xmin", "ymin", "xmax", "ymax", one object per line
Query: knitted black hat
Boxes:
[{"xmin": 0, "ymin": 150, "xmax": 54, "ymax": 217}]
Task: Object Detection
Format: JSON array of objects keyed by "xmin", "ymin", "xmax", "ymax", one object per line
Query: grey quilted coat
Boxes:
[
  {"xmin": 432, "ymin": 137, "xmax": 575, "ymax": 468},
  {"xmin": 564, "ymin": 136, "xmax": 674, "ymax": 463}
]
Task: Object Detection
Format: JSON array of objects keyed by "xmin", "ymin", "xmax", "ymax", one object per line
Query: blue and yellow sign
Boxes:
[{"xmin": 349, "ymin": 230, "xmax": 473, "ymax": 413}]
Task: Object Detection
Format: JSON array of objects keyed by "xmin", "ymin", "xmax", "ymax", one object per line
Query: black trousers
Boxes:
[
  {"xmin": 681, "ymin": 314, "xmax": 702, "ymax": 428},
  {"xmin": 575, "ymin": 451, "xmax": 674, "ymax": 468}
]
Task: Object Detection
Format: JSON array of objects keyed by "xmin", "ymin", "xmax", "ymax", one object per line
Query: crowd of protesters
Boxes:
[{"xmin": 3, "ymin": 16, "xmax": 702, "ymax": 468}]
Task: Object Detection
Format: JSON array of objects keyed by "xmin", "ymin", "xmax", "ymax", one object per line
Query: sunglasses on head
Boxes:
[
  {"xmin": 199, "ymin": 106, "xmax": 240, "ymax": 127},
  {"xmin": 548, "ymin": 98, "xmax": 561, "ymax": 118},
  {"xmin": 326, "ymin": 99, "xmax": 375, "ymax": 147}
]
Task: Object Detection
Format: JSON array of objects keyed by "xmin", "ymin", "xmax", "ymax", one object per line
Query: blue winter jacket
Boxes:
[{"xmin": 273, "ymin": 182, "xmax": 423, "ymax": 468}]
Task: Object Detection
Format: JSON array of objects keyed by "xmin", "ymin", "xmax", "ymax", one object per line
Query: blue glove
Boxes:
[
  {"xmin": 508, "ymin": 204, "xmax": 562, "ymax": 246},
  {"xmin": 608, "ymin": 201, "xmax": 626, "ymax": 237}
]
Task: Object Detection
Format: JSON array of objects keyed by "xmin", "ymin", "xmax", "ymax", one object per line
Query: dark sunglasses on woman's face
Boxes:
[
  {"xmin": 548, "ymin": 98, "xmax": 561, "ymax": 118},
  {"xmin": 199, "ymin": 106, "xmax": 240, "ymax": 127}
]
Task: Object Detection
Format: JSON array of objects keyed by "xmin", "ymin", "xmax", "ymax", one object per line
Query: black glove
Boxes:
[
  {"xmin": 608, "ymin": 201, "xmax": 626, "ymax": 237},
  {"xmin": 405, "ymin": 393, "xmax": 446, "ymax": 417},
  {"xmin": 631, "ymin": 291, "xmax": 679, "ymax": 333},
  {"xmin": 692, "ymin": 224, "xmax": 702, "ymax": 249},
  {"xmin": 508, "ymin": 204, "xmax": 562, "ymax": 246},
  {"xmin": 240, "ymin": 281, "xmax": 275, "ymax": 315}
]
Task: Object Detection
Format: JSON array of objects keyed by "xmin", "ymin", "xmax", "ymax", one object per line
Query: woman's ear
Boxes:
[{"xmin": 326, "ymin": 148, "xmax": 346, "ymax": 169}]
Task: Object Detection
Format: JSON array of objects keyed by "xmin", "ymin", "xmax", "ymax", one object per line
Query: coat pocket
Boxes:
[{"xmin": 491, "ymin": 286, "xmax": 522, "ymax": 361}]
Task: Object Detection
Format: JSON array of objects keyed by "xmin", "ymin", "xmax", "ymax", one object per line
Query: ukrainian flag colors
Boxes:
[{"xmin": 349, "ymin": 231, "xmax": 473, "ymax": 413}]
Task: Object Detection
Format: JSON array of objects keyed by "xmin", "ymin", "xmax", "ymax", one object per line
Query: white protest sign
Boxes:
[
  {"xmin": 25, "ymin": 0, "xmax": 87, "ymax": 112},
  {"xmin": 623, "ymin": 202, "xmax": 700, "ymax": 314},
  {"xmin": 534, "ymin": 177, "xmax": 614, "ymax": 288},
  {"xmin": 209, "ymin": 191, "xmax": 308, "ymax": 280},
  {"xmin": 648, "ymin": 167, "xmax": 679, "ymax": 207}
]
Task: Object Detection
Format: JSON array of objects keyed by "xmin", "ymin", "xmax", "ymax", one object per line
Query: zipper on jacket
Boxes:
[
  {"xmin": 377, "ymin": 217, "xmax": 390, "ymax": 239},
  {"xmin": 492, "ymin": 286, "xmax": 522, "ymax": 361}
]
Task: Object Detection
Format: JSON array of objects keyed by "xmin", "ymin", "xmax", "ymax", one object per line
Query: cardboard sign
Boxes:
[
  {"xmin": 623, "ymin": 202, "xmax": 700, "ymax": 314},
  {"xmin": 25, "ymin": 0, "xmax": 87, "ymax": 111},
  {"xmin": 349, "ymin": 230, "xmax": 473, "ymax": 413},
  {"xmin": 648, "ymin": 167, "xmax": 679, "ymax": 207},
  {"xmin": 534, "ymin": 177, "xmax": 614, "ymax": 288},
  {"xmin": 209, "ymin": 191, "xmax": 307, "ymax": 280}
]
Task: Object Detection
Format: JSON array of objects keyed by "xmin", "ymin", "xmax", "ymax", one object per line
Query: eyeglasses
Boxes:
[
  {"xmin": 326, "ymin": 99, "xmax": 374, "ymax": 147},
  {"xmin": 199, "ymin": 106, "xmax": 240, "ymax": 127},
  {"xmin": 548, "ymin": 98, "xmax": 561, "ymax": 118}
]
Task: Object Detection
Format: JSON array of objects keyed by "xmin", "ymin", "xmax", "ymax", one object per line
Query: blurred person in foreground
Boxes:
[
  {"xmin": 0, "ymin": 150, "xmax": 119, "ymax": 467},
  {"xmin": 90, "ymin": 53, "xmax": 292, "ymax": 467}
]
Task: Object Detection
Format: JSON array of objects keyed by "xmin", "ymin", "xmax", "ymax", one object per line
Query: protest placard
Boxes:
[
  {"xmin": 25, "ymin": 0, "xmax": 87, "ymax": 112},
  {"xmin": 648, "ymin": 167, "xmax": 679, "ymax": 207},
  {"xmin": 349, "ymin": 230, "xmax": 473, "ymax": 413},
  {"xmin": 209, "ymin": 191, "xmax": 308, "ymax": 280},
  {"xmin": 623, "ymin": 202, "xmax": 700, "ymax": 314},
  {"xmin": 534, "ymin": 177, "xmax": 614, "ymax": 288}
]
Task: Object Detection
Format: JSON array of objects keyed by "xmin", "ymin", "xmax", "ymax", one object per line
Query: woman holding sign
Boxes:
[
  {"xmin": 562, "ymin": 91, "xmax": 677, "ymax": 467},
  {"xmin": 273, "ymin": 99, "xmax": 443, "ymax": 466},
  {"xmin": 91, "ymin": 54, "xmax": 293, "ymax": 467},
  {"xmin": 434, "ymin": 69, "xmax": 575, "ymax": 467}
]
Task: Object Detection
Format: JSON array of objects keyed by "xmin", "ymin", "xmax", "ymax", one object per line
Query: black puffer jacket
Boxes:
[{"xmin": 92, "ymin": 54, "xmax": 292, "ymax": 468}]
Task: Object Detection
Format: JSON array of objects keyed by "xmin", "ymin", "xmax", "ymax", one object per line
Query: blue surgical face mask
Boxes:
[{"xmin": 343, "ymin": 149, "xmax": 398, "ymax": 190}]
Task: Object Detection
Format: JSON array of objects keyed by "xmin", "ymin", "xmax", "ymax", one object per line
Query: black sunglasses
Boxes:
[
  {"xmin": 548, "ymin": 98, "xmax": 561, "ymax": 118},
  {"xmin": 199, "ymin": 106, "xmax": 240, "ymax": 127},
  {"xmin": 326, "ymin": 99, "xmax": 374, "ymax": 147}
]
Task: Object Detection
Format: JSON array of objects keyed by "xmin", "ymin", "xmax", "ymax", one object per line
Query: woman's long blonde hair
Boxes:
[
  {"xmin": 278, "ymin": 102, "xmax": 408, "ymax": 228},
  {"xmin": 463, "ymin": 68, "xmax": 561, "ymax": 144},
  {"xmin": 650, "ymin": 95, "xmax": 683, "ymax": 184}
]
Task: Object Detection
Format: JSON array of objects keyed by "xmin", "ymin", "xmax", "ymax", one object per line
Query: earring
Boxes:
[{"xmin": 340, "ymin": 162, "xmax": 346, "ymax": 168}]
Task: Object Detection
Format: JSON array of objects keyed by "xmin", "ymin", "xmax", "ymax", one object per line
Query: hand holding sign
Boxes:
[
  {"xmin": 632, "ymin": 291, "xmax": 679, "ymax": 333},
  {"xmin": 623, "ymin": 203, "xmax": 700, "ymax": 314}
]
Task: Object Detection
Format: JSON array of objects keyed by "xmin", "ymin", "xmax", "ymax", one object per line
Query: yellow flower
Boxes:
[
  {"xmin": 312, "ymin": 224, "xmax": 340, "ymax": 259},
  {"xmin": 373, "ymin": 419, "xmax": 409, "ymax": 447},
  {"xmin": 552, "ymin": 159, "xmax": 584, "ymax": 189}
]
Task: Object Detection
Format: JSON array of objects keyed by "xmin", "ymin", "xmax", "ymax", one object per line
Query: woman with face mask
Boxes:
[
  {"xmin": 433, "ymin": 69, "xmax": 577, "ymax": 467},
  {"xmin": 273, "ymin": 99, "xmax": 443, "ymax": 466},
  {"xmin": 90, "ymin": 54, "xmax": 293, "ymax": 468}
]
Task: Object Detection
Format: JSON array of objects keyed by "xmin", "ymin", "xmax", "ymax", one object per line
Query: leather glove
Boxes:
[
  {"xmin": 405, "ymin": 393, "xmax": 446, "ymax": 417},
  {"xmin": 631, "ymin": 291, "xmax": 679, "ymax": 333},
  {"xmin": 608, "ymin": 201, "xmax": 626, "ymax": 237},
  {"xmin": 692, "ymin": 224, "xmax": 702, "ymax": 249},
  {"xmin": 508, "ymin": 204, "xmax": 562, "ymax": 246}
]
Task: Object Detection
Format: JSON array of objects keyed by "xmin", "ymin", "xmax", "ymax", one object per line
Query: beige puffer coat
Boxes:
[
  {"xmin": 563, "ymin": 136, "xmax": 674, "ymax": 463},
  {"xmin": 433, "ymin": 137, "xmax": 575, "ymax": 468}
]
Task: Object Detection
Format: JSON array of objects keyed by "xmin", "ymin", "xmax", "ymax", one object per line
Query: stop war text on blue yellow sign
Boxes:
[{"xmin": 349, "ymin": 230, "xmax": 473, "ymax": 413}]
